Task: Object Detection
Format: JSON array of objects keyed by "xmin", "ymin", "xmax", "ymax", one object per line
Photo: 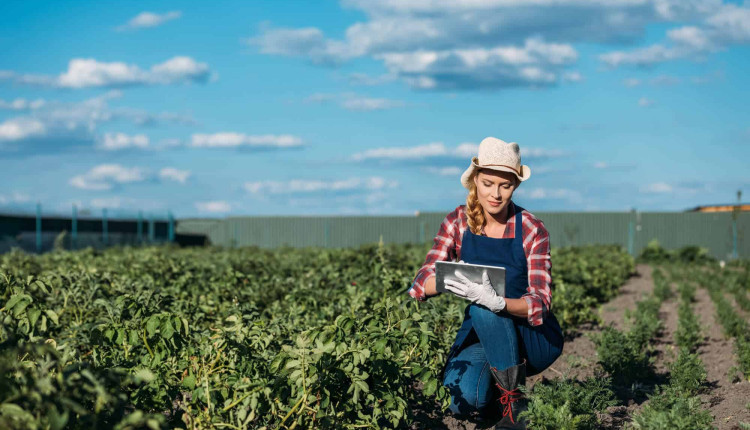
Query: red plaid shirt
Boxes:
[{"xmin": 408, "ymin": 202, "xmax": 552, "ymax": 327}]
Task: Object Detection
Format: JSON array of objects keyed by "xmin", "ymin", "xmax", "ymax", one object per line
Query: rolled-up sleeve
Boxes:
[
  {"xmin": 408, "ymin": 208, "xmax": 461, "ymax": 301},
  {"xmin": 521, "ymin": 218, "xmax": 552, "ymax": 326}
]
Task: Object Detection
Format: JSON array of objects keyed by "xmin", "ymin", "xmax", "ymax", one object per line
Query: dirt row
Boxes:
[{"xmin": 435, "ymin": 264, "xmax": 750, "ymax": 429}]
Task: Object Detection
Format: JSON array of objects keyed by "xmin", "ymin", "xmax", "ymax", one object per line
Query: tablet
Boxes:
[{"xmin": 435, "ymin": 261, "xmax": 506, "ymax": 297}]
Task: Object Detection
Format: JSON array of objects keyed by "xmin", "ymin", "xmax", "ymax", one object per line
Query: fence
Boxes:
[
  {"xmin": 0, "ymin": 204, "xmax": 173, "ymax": 254},
  {"xmin": 175, "ymin": 210, "xmax": 749, "ymax": 260}
]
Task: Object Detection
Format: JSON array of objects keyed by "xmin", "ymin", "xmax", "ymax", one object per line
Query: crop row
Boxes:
[{"xmin": 628, "ymin": 267, "xmax": 712, "ymax": 429}]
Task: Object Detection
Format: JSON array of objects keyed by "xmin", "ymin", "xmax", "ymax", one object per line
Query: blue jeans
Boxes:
[{"xmin": 443, "ymin": 304, "xmax": 563, "ymax": 418}]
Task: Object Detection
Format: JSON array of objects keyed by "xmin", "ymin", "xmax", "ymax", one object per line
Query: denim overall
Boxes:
[{"xmin": 442, "ymin": 202, "xmax": 564, "ymax": 416}]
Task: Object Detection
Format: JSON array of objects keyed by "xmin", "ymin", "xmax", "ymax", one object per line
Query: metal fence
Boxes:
[{"xmin": 176, "ymin": 210, "xmax": 749, "ymax": 260}]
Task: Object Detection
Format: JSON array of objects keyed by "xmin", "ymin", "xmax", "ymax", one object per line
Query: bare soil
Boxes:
[
  {"xmin": 411, "ymin": 264, "xmax": 750, "ymax": 429},
  {"xmin": 693, "ymin": 286, "xmax": 750, "ymax": 430}
]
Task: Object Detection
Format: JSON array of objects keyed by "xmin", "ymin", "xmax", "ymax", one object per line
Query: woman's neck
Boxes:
[{"xmin": 484, "ymin": 201, "xmax": 513, "ymax": 227}]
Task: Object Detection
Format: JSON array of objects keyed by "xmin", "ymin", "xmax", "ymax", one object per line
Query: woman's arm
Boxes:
[
  {"xmin": 504, "ymin": 298, "xmax": 529, "ymax": 318},
  {"xmin": 520, "ymin": 215, "xmax": 552, "ymax": 326},
  {"xmin": 408, "ymin": 208, "xmax": 462, "ymax": 301}
]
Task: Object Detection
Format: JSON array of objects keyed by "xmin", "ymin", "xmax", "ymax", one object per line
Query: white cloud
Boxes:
[
  {"xmin": 425, "ymin": 166, "xmax": 463, "ymax": 176},
  {"xmin": 562, "ymin": 71, "xmax": 584, "ymax": 82},
  {"xmin": 376, "ymin": 38, "xmax": 578, "ymax": 90},
  {"xmin": 638, "ymin": 97, "xmax": 656, "ymax": 107},
  {"xmin": 352, "ymin": 142, "xmax": 448, "ymax": 161},
  {"xmin": 117, "ymin": 11, "xmax": 182, "ymax": 31},
  {"xmin": 516, "ymin": 187, "xmax": 582, "ymax": 201},
  {"xmin": 600, "ymin": 3, "xmax": 750, "ymax": 68},
  {"xmin": 69, "ymin": 164, "xmax": 146, "ymax": 191},
  {"xmin": 0, "ymin": 91, "xmax": 193, "ymax": 150},
  {"xmin": 244, "ymin": 177, "xmax": 397, "ymax": 195},
  {"xmin": 304, "ymin": 92, "xmax": 406, "ymax": 111},
  {"xmin": 351, "ymin": 141, "xmax": 564, "ymax": 161},
  {"xmin": 642, "ymin": 182, "xmax": 673, "ymax": 193},
  {"xmin": 195, "ymin": 201, "xmax": 231, "ymax": 213},
  {"xmin": 249, "ymin": 0, "xmax": 729, "ymax": 90},
  {"xmin": 159, "ymin": 167, "xmax": 191, "ymax": 184},
  {"xmin": 0, "ymin": 98, "xmax": 46, "ymax": 110},
  {"xmin": 190, "ymin": 133, "xmax": 303, "ymax": 148},
  {"xmin": 0, "ymin": 117, "xmax": 46, "ymax": 142},
  {"xmin": 98, "ymin": 132, "xmax": 149, "ymax": 150},
  {"xmin": 341, "ymin": 97, "xmax": 405, "ymax": 111},
  {"xmin": 623, "ymin": 78, "xmax": 642, "ymax": 87},
  {"xmin": 246, "ymin": 26, "xmax": 355, "ymax": 65},
  {"xmin": 594, "ymin": 161, "xmax": 609, "ymax": 169},
  {"xmin": 2, "ymin": 56, "xmax": 210, "ymax": 89}
]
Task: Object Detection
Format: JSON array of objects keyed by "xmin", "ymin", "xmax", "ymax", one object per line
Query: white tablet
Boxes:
[{"xmin": 435, "ymin": 261, "xmax": 506, "ymax": 297}]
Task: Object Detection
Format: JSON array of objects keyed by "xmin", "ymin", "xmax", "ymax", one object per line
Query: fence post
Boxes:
[
  {"xmin": 324, "ymin": 219, "xmax": 330, "ymax": 248},
  {"xmin": 168, "ymin": 211, "xmax": 175, "ymax": 242},
  {"xmin": 732, "ymin": 190, "xmax": 741, "ymax": 260},
  {"xmin": 627, "ymin": 208, "xmax": 636, "ymax": 256},
  {"xmin": 148, "ymin": 214, "xmax": 155, "ymax": 243},
  {"xmin": 102, "ymin": 208, "xmax": 108, "ymax": 246},
  {"xmin": 36, "ymin": 202, "xmax": 42, "ymax": 253},
  {"xmin": 72, "ymin": 204, "xmax": 78, "ymax": 250},
  {"xmin": 137, "ymin": 210, "xmax": 143, "ymax": 244},
  {"xmin": 419, "ymin": 221, "xmax": 426, "ymax": 243}
]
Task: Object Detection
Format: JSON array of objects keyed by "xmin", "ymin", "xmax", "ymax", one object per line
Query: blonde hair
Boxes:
[{"xmin": 465, "ymin": 169, "xmax": 519, "ymax": 235}]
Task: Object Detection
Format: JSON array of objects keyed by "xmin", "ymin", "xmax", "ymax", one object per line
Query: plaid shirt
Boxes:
[{"xmin": 408, "ymin": 202, "xmax": 552, "ymax": 327}]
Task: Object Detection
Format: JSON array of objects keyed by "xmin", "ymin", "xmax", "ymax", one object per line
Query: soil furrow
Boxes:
[{"xmin": 693, "ymin": 285, "xmax": 750, "ymax": 429}]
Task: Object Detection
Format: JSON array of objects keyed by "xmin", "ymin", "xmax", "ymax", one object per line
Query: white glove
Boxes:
[{"xmin": 444, "ymin": 270, "xmax": 507, "ymax": 313}]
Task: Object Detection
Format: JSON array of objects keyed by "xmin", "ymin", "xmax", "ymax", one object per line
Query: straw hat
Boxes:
[{"xmin": 460, "ymin": 136, "xmax": 531, "ymax": 189}]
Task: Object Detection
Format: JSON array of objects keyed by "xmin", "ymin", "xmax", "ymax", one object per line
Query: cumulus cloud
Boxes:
[
  {"xmin": 98, "ymin": 132, "xmax": 149, "ymax": 150},
  {"xmin": 69, "ymin": 164, "xmax": 146, "ymax": 191},
  {"xmin": 0, "ymin": 117, "xmax": 47, "ymax": 142},
  {"xmin": 248, "ymin": 0, "xmax": 731, "ymax": 90},
  {"xmin": 1, "ymin": 56, "xmax": 210, "ymax": 89},
  {"xmin": 159, "ymin": 167, "xmax": 191, "ymax": 184},
  {"xmin": 190, "ymin": 133, "xmax": 303, "ymax": 148},
  {"xmin": 117, "ymin": 11, "xmax": 182, "ymax": 31},
  {"xmin": 638, "ymin": 97, "xmax": 656, "ymax": 107},
  {"xmin": 195, "ymin": 201, "xmax": 231, "ymax": 213},
  {"xmin": 600, "ymin": 3, "xmax": 750, "ymax": 68},
  {"xmin": 0, "ymin": 91, "xmax": 194, "ymax": 152},
  {"xmin": 244, "ymin": 177, "xmax": 397, "ymax": 195}
]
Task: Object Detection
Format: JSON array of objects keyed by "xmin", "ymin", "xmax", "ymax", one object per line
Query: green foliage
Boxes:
[
  {"xmin": 628, "ymin": 390, "xmax": 714, "ymax": 430},
  {"xmin": 0, "ymin": 243, "xmax": 634, "ymax": 429},
  {"xmin": 522, "ymin": 376, "xmax": 617, "ymax": 430},
  {"xmin": 638, "ymin": 240, "xmax": 715, "ymax": 264},
  {"xmin": 594, "ymin": 290, "xmax": 663, "ymax": 385},
  {"xmin": 675, "ymin": 301, "xmax": 703, "ymax": 351}
]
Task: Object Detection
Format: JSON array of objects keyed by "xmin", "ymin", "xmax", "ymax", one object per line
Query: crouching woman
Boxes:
[{"xmin": 408, "ymin": 137, "xmax": 564, "ymax": 429}]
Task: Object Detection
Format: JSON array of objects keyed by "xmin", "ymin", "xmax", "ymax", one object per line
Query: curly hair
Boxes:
[{"xmin": 465, "ymin": 169, "xmax": 519, "ymax": 235}]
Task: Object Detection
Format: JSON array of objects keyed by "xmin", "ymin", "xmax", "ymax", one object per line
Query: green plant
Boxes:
[{"xmin": 521, "ymin": 376, "xmax": 617, "ymax": 430}]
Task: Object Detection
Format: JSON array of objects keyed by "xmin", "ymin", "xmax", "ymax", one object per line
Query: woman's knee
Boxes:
[
  {"xmin": 468, "ymin": 303, "xmax": 514, "ymax": 329},
  {"xmin": 445, "ymin": 361, "xmax": 494, "ymax": 416}
]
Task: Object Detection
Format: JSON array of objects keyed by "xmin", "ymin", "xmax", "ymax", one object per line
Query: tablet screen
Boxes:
[{"xmin": 435, "ymin": 261, "xmax": 506, "ymax": 297}]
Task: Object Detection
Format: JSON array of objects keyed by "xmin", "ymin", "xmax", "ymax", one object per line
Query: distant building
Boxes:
[{"xmin": 687, "ymin": 204, "xmax": 750, "ymax": 213}]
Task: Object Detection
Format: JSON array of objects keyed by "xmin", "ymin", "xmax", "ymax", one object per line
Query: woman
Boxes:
[{"xmin": 408, "ymin": 137, "xmax": 564, "ymax": 429}]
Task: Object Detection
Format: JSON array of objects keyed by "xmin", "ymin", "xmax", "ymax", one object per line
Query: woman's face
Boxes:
[{"xmin": 473, "ymin": 169, "xmax": 518, "ymax": 218}]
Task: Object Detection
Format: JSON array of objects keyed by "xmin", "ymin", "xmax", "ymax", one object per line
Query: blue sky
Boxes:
[{"xmin": 1, "ymin": 0, "xmax": 748, "ymax": 218}]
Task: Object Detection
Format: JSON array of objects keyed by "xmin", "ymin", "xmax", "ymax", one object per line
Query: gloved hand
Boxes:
[{"xmin": 444, "ymin": 270, "xmax": 507, "ymax": 313}]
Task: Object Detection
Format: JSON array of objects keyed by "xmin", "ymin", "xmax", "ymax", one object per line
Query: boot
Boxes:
[{"xmin": 489, "ymin": 360, "xmax": 528, "ymax": 429}]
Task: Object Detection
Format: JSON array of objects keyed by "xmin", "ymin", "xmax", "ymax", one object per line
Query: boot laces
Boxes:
[{"xmin": 496, "ymin": 384, "xmax": 522, "ymax": 424}]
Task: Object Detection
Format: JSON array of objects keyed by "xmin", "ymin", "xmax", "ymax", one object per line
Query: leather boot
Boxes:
[{"xmin": 489, "ymin": 360, "xmax": 528, "ymax": 429}]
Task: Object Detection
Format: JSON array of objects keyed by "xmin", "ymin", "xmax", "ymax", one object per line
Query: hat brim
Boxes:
[{"xmin": 460, "ymin": 158, "xmax": 531, "ymax": 189}]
